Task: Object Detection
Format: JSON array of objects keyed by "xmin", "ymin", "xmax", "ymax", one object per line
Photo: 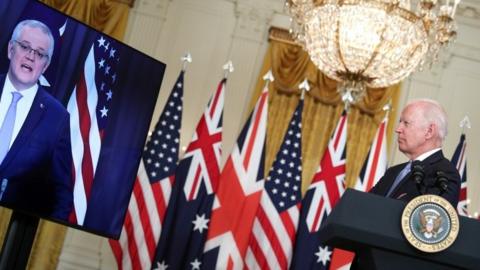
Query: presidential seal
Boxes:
[{"xmin": 401, "ymin": 194, "xmax": 459, "ymax": 253}]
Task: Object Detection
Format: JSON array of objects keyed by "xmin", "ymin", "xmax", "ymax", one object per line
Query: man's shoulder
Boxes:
[{"xmin": 434, "ymin": 154, "xmax": 459, "ymax": 173}]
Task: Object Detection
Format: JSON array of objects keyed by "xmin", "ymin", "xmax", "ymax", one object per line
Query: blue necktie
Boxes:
[
  {"xmin": 386, "ymin": 161, "xmax": 412, "ymax": 197},
  {"xmin": 0, "ymin": 92, "xmax": 23, "ymax": 165}
]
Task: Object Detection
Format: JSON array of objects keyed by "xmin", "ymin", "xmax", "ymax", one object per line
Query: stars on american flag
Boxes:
[
  {"xmin": 94, "ymin": 35, "xmax": 120, "ymax": 128},
  {"xmin": 109, "ymin": 48, "xmax": 116, "ymax": 58},
  {"xmin": 100, "ymin": 106, "xmax": 108, "ymax": 118},
  {"xmin": 97, "ymin": 36, "xmax": 106, "ymax": 47},
  {"xmin": 106, "ymin": 90, "xmax": 112, "ymax": 100},
  {"xmin": 266, "ymin": 108, "xmax": 302, "ymax": 211},
  {"xmin": 315, "ymin": 245, "xmax": 332, "ymax": 266},
  {"xmin": 142, "ymin": 73, "xmax": 183, "ymax": 182}
]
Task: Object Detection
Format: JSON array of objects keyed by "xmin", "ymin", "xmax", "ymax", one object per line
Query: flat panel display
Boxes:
[{"xmin": 0, "ymin": 0, "xmax": 165, "ymax": 238}]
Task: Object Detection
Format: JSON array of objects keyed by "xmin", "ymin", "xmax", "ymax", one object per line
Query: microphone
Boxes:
[
  {"xmin": 411, "ymin": 161, "xmax": 425, "ymax": 195},
  {"xmin": 436, "ymin": 171, "xmax": 449, "ymax": 195}
]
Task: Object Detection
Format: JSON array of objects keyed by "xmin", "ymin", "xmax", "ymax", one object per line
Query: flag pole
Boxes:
[
  {"xmin": 299, "ymin": 78, "xmax": 310, "ymax": 100},
  {"xmin": 223, "ymin": 61, "xmax": 234, "ymax": 79},
  {"xmin": 459, "ymin": 115, "xmax": 471, "ymax": 135},
  {"xmin": 262, "ymin": 70, "xmax": 274, "ymax": 88},
  {"xmin": 181, "ymin": 52, "xmax": 192, "ymax": 72}
]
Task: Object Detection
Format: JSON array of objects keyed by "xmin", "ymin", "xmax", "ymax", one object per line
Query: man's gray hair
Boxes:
[
  {"xmin": 10, "ymin": 19, "xmax": 54, "ymax": 64},
  {"xmin": 408, "ymin": 98, "xmax": 448, "ymax": 141}
]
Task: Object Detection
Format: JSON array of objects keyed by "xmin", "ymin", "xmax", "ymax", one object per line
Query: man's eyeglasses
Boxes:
[{"xmin": 13, "ymin": 40, "xmax": 49, "ymax": 61}]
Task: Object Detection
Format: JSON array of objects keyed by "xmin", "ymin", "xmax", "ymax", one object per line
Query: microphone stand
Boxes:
[
  {"xmin": 412, "ymin": 162, "xmax": 426, "ymax": 195},
  {"xmin": 436, "ymin": 171, "xmax": 449, "ymax": 196}
]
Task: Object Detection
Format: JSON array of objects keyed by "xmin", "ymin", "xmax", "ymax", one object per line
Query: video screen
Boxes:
[{"xmin": 0, "ymin": 0, "xmax": 165, "ymax": 239}]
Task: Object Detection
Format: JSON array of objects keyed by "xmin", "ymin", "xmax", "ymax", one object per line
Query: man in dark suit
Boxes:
[
  {"xmin": 370, "ymin": 99, "xmax": 460, "ymax": 207},
  {"xmin": 0, "ymin": 19, "xmax": 73, "ymax": 220}
]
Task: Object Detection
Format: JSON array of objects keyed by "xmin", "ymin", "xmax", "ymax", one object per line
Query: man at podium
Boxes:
[{"xmin": 370, "ymin": 99, "xmax": 460, "ymax": 207}]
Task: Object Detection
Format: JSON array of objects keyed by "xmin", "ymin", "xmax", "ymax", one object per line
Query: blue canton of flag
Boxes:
[
  {"xmin": 245, "ymin": 100, "xmax": 303, "ymax": 270},
  {"xmin": 151, "ymin": 79, "xmax": 225, "ymax": 270},
  {"xmin": 265, "ymin": 104, "xmax": 303, "ymax": 213},
  {"xmin": 143, "ymin": 73, "xmax": 183, "ymax": 181},
  {"xmin": 94, "ymin": 36, "xmax": 120, "ymax": 131}
]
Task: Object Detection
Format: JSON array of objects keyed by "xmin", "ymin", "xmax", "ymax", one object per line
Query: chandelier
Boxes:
[{"xmin": 286, "ymin": 0, "xmax": 460, "ymax": 107}]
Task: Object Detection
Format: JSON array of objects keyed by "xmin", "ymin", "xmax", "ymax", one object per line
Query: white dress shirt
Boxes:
[
  {"xmin": 0, "ymin": 75, "xmax": 38, "ymax": 148},
  {"xmin": 415, "ymin": 148, "xmax": 442, "ymax": 162}
]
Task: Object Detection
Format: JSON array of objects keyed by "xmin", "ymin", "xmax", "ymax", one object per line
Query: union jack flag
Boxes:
[
  {"xmin": 109, "ymin": 71, "xmax": 184, "ymax": 270},
  {"xmin": 151, "ymin": 78, "xmax": 225, "ymax": 270},
  {"xmin": 354, "ymin": 115, "xmax": 388, "ymax": 192},
  {"xmin": 244, "ymin": 99, "xmax": 304, "ymax": 270},
  {"xmin": 451, "ymin": 133, "xmax": 467, "ymax": 216},
  {"xmin": 67, "ymin": 35, "xmax": 121, "ymax": 225},
  {"xmin": 203, "ymin": 85, "xmax": 268, "ymax": 269},
  {"xmin": 291, "ymin": 112, "xmax": 347, "ymax": 269}
]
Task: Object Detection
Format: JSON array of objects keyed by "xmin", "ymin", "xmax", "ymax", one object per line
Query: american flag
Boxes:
[
  {"xmin": 203, "ymin": 85, "xmax": 268, "ymax": 269},
  {"xmin": 354, "ymin": 115, "xmax": 387, "ymax": 192},
  {"xmin": 451, "ymin": 133, "xmax": 467, "ymax": 216},
  {"xmin": 67, "ymin": 35, "xmax": 121, "ymax": 225},
  {"xmin": 244, "ymin": 100, "xmax": 303, "ymax": 270},
  {"xmin": 291, "ymin": 112, "xmax": 347, "ymax": 270},
  {"xmin": 109, "ymin": 71, "xmax": 184, "ymax": 270},
  {"xmin": 151, "ymin": 78, "xmax": 225, "ymax": 270}
]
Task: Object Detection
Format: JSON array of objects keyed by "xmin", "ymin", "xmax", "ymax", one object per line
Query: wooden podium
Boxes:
[{"xmin": 318, "ymin": 189, "xmax": 480, "ymax": 269}]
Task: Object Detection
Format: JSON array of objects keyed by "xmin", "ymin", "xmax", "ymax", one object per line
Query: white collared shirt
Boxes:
[
  {"xmin": 415, "ymin": 148, "xmax": 442, "ymax": 162},
  {"xmin": 0, "ymin": 75, "xmax": 38, "ymax": 148}
]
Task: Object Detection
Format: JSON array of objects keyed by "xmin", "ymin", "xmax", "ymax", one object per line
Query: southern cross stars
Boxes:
[{"xmin": 315, "ymin": 245, "xmax": 332, "ymax": 266}]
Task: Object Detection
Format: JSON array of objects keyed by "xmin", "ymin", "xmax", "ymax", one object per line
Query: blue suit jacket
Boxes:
[
  {"xmin": 370, "ymin": 150, "xmax": 461, "ymax": 207},
  {"xmin": 0, "ymin": 75, "xmax": 73, "ymax": 220}
]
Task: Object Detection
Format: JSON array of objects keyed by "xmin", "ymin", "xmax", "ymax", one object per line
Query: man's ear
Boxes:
[
  {"xmin": 7, "ymin": 41, "xmax": 13, "ymax": 60},
  {"xmin": 425, "ymin": 123, "xmax": 435, "ymax": 139}
]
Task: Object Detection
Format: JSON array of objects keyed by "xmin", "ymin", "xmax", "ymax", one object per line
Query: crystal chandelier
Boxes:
[{"xmin": 286, "ymin": 0, "xmax": 460, "ymax": 107}]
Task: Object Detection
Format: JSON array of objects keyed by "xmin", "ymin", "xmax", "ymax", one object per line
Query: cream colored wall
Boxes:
[{"xmin": 57, "ymin": 0, "xmax": 480, "ymax": 269}]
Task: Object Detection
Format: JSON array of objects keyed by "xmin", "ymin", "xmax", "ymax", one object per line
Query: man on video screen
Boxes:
[{"xmin": 0, "ymin": 19, "xmax": 73, "ymax": 220}]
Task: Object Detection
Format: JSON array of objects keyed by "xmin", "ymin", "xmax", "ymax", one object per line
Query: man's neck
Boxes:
[{"xmin": 7, "ymin": 72, "xmax": 36, "ymax": 91}]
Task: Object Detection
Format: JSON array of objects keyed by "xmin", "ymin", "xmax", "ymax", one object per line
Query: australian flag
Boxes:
[
  {"xmin": 151, "ymin": 79, "xmax": 225, "ymax": 270},
  {"xmin": 291, "ymin": 112, "xmax": 347, "ymax": 269}
]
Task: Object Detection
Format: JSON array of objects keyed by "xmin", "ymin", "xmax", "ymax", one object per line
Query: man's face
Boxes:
[
  {"xmin": 7, "ymin": 26, "xmax": 50, "ymax": 90},
  {"xmin": 395, "ymin": 104, "xmax": 429, "ymax": 158}
]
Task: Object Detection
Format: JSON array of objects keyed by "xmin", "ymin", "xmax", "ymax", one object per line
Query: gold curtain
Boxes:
[
  {"xmin": 250, "ymin": 28, "xmax": 401, "ymax": 193},
  {"xmin": 41, "ymin": 0, "xmax": 132, "ymax": 40},
  {"xmin": 0, "ymin": 1, "xmax": 132, "ymax": 269}
]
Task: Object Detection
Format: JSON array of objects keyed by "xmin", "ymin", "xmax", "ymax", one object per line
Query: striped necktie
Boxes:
[
  {"xmin": 0, "ymin": 92, "xmax": 23, "ymax": 164},
  {"xmin": 386, "ymin": 161, "xmax": 412, "ymax": 197}
]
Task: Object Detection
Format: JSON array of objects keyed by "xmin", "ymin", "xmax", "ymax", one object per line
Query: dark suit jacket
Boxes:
[
  {"xmin": 0, "ymin": 75, "xmax": 73, "ymax": 220},
  {"xmin": 370, "ymin": 150, "xmax": 460, "ymax": 207}
]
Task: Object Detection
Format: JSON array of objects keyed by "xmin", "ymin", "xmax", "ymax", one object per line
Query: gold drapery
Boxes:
[
  {"xmin": 250, "ymin": 28, "xmax": 401, "ymax": 193},
  {"xmin": 40, "ymin": 0, "xmax": 133, "ymax": 40},
  {"xmin": 0, "ymin": 1, "xmax": 132, "ymax": 269}
]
